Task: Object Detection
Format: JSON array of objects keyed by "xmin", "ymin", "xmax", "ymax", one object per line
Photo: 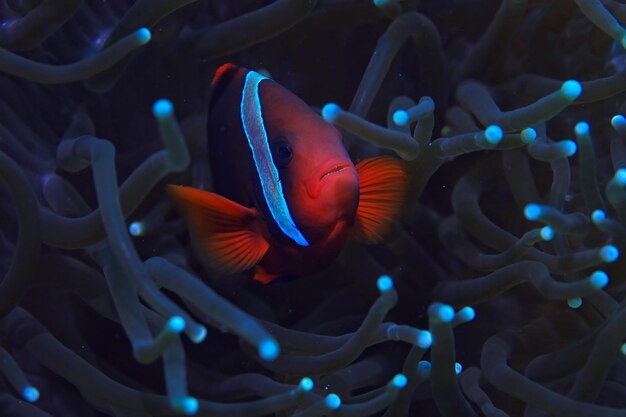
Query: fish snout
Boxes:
[{"xmin": 317, "ymin": 164, "xmax": 359, "ymax": 220}]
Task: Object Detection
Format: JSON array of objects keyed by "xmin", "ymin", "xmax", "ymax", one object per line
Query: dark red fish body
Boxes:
[
  {"xmin": 205, "ymin": 65, "xmax": 258, "ymax": 208},
  {"xmin": 169, "ymin": 64, "xmax": 407, "ymax": 283}
]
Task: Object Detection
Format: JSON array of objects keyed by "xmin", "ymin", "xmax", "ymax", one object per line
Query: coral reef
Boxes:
[{"xmin": 0, "ymin": 0, "xmax": 625, "ymax": 416}]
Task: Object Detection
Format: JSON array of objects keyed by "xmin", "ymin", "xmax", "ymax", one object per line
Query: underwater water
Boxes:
[{"xmin": 1, "ymin": 0, "xmax": 626, "ymax": 415}]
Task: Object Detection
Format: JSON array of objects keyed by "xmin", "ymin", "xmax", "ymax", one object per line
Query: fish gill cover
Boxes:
[{"xmin": 0, "ymin": 0, "xmax": 625, "ymax": 416}]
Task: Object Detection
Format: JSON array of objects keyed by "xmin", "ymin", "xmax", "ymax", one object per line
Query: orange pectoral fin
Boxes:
[
  {"xmin": 351, "ymin": 156, "xmax": 408, "ymax": 243},
  {"xmin": 167, "ymin": 185, "xmax": 269, "ymax": 273},
  {"xmin": 253, "ymin": 265, "xmax": 281, "ymax": 285}
]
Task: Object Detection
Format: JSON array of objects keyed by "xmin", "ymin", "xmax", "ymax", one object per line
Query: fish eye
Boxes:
[{"xmin": 271, "ymin": 138, "xmax": 293, "ymax": 167}]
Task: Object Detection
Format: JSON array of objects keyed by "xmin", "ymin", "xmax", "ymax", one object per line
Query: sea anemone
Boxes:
[{"xmin": 0, "ymin": 0, "xmax": 625, "ymax": 416}]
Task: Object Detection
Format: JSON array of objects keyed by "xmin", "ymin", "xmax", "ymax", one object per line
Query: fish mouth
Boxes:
[{"xmin": 320, "ymin": 163, "xmax": 351, "ymax": 180}]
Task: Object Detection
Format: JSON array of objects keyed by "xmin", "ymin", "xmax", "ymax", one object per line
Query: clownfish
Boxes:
[{"xmin": 168, "ymin": 64, "xmax": 408, "ymax": 284}]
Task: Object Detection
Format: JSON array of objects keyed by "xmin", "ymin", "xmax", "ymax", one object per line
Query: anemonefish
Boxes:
[{"xmin": 168, "ymin": 64, "xmax": 408, "ymax": 284}]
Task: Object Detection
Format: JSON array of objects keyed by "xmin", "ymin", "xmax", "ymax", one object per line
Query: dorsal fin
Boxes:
[
  {"xmin": 208, "ymin": 63, "xmax": 241, "ymax": 112},
  {"xmin": 211, "ymin": 63, "xmax": 239, "ymax": 88}
]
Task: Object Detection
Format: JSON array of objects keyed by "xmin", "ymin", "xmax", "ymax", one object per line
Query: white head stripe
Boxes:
[{"xmin": 240, "ymin": 71, "xmax": 309, "ymax": 247}]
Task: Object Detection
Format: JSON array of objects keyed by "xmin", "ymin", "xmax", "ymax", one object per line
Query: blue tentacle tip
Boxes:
[
  {"xmin": 574, "ymin": 121, "xmax": 589, "ymax": 137},
  {"xmin": 615, "ymin": 168, "xmax": 626, "ymax": 185},
  {"xmin": 455, "ymin": 363, "xmax": 463, "ymax": 375},
  {"xmin": 417, "ymin": 361, "xmax": 432, "ymax": 378},
  {"xmin": 590, "ymin": 271, "xmax": 609, "ymax": 288},
  {"xmin": 153, "ymin": 99, "xmax": 173, "ymax": 118},
  {"xmin": 173, "ymin": 397, "xmax": 199, "ymax": 415},
  {"xmin": 560, "ymin": 140, "xmax": 577, "ymax": 156},
  {"xmin": 299, "ymin": 377, "xmax": 314, "ymax": 392},
  {"xmin": 416, "ymin": 330, "xmax": 432, "ymax": 349},
  {"xmin": 377, "ymin": 275, "xmax": 394, "ymax": 292},
  {"xmin": 457, "ymin": 306, "xmax": 475, "ymax": 322},
  {"xmin": 22, "ymin": 386, "xmax": 39, "ymax": 403},
  {"xmin": 484, "ymin": 125, "xmax": 503, "ymax": 144},
  {"xmin": 524, "ymin": 204, "xmax": 541, "ymax": 221},
  {"xmin": 600, "ymin": 245, "xmax": 619, "ymax": 263},
  {"xmin": 567, "ymin": 297, "xmax": 582, "ymax": 309},
  {"xmin": 393, "ymin": 110, "xmax": 409, "ymax": 126},
  {"xmin": 430, "ymin": 303, "xmax": 454, "ymax": 323},
  {"xmin": 259, "ymin": 338, "xmax": 280, "ymax": 361},
  {"xmin": 322, "ymin": 103, "xmax": 341, "ymax": 123},
  {"xmin": 325, "ymin": 394, "xmax": 341, "ymax": 410},
  {"xmin": 591, "ymin": 210, "xmax": 606, "ymax": 224},
  {"xmin": 190, "ymin": 325, "xmax": 207, "ymax": 344},
  {"xmin": 129, "ymin": 221, "xmax": 144, "ymax": 236},
  {"xmin": 136, "ymin": 27, "xmax": 152, "ymax": 44},
  {"xmin": 561, "ymin": 80, "xmax": 582, "ymax": 100},
  {"xmin": 540, "ymin": 226, "xmax": 554, "ymax": 240},
  {"xmin": 392, "ymin": 374, "xmax": 408, "ymax": 388},
  {"xmin": 521, "ymin": 128, "xmax": 537, "ymax": 144},
  {"xmin": 167, "ymin": 316, "xmax": 185, "ymax": 334},
  {"xmin": 611, "ymin": 115, "xmax": 626, "ymax": 129}
]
